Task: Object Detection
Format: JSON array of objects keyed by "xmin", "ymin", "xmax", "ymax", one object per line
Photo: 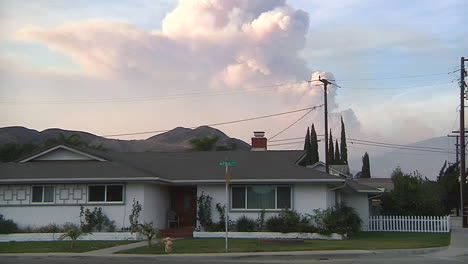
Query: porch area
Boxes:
[{"xmin": 160, "ymin": 186, "xmax": 197, "ymax": 238}]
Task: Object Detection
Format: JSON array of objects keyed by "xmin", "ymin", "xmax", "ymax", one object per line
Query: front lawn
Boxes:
[
  {"xmin": 119, "ymin": 232, "xmax": 450, "ymax": 254},
  {"xmin": 0, "ymin": 240, "xmax": 136, "ymax": 253}
]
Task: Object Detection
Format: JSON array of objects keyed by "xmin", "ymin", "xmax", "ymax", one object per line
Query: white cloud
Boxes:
[{"xmin": 13, "ymin": 0, "xmax": 362, "ymax": 134}]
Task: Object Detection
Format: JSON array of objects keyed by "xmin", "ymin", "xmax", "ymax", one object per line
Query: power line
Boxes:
[
  {"xmin": 0, "ymin": 71, "xmax": 459, "ymax": 106},
  {"xmin": 346, "ymin": 144, "xmax": 455, "ymax": 157},
  {"xmin": 268, "ymin": 139, "xmax": 323, "ymax": 147},
  {"xmin": 0, "ymin": 81, "xmax": 310, "ymax": 106},
  {"xmin": 267, "ymin": 135, "xmax": 454, "ymax": 153},
  {"xmin": 338, "ymin": 81, "xmax": 455, "ymax": 90},
  {"xmin": 269, "ymin": 136, "xmax": 446, "ymax": 151},
  {"xmin": 334, "ymin": 70, "xmax": 460, "ymax": 81},
  {"xmin": 269, "ymin": 135, "xmax": 324, "ymax": 143},
  {"xmin": 347, "ymin": 141, "xmax": 455, "ymax": 154},
  {"xmin": 347, "ymin": 138, "xmax": 445, "ymax": 150},
  {"xmin": 268, "ymin": 105, "xmax": 323, "ymax": 140},
  {"xmin": 102, "ymin": 105, "xmax": 322, "ymax": 138}
]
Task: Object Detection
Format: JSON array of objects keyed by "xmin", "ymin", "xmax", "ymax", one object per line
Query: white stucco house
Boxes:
[{"xmin": 0, "ymin": 132, "xmax": 381, "ymax": 234}]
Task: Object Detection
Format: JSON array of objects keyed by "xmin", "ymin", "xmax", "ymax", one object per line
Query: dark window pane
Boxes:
[
  {"xmin": 89, "ymin": 186, "xmax": 105, "ymax": 202},
  {"xmin": 32, "ymin": 186, "xmax": 43, "ymax": 202},
  {"xmin": 277, "ymin": 187, "xmax": 291, "ymax": 209},
  {"xmin": 232, "ymin": 187, "xmax": 246, "ymax": 209},
  {"xmin": 106, "ymin": 185, "xmax": 123, "ymax": 202},
  {"xmin": 247, "ymin": 186, "xmax": 275, "ymax": 209},
  {"xmin": 43, "ymin": 186, "xmax": 55, "ymax": 202}
]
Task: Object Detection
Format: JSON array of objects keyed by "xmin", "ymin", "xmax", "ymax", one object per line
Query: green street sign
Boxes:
[{"xmin": 219, "ymin": 160, "xmax": 237, "ymax": 166}]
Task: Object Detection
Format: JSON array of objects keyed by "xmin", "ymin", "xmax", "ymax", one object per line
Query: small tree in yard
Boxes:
[
  {"xmin": 381, "ymin": 168, "xmax": 445, "ymax": 216},
  {"xmin": 139, "ymin": 222, "xmax": 159, "ymax": 248},
  {"xmin": 197, "ymin": 192, "xmax": 213, "ymax": 230},
  {"xmin": 59, "ymin": 223, "xmax": 85, "ymax": 248},
  {"xmin": 129, "ymin": 198, "xmax": 142, "ymax": 233}
]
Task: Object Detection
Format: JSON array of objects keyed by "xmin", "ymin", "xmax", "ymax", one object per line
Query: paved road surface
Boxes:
[{"xmin": 0, "ymin": 254, "xmax": 467, "ymax": 264}]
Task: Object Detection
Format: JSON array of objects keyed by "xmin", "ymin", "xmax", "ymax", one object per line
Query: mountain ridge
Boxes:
[
  {"xmin": 0, "ymin": 126, "xmax": 251, "ymax": 152},
  {"xmin": 348, "ymin": 136, "xmax": 458, "ymax": 180}
]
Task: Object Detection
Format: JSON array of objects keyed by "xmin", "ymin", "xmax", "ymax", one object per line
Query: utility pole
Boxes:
[
  {"xmin": 447, "ymin": 135, "xmax": 460, "ymax": 163},
  {"xmin": 319, "ymin": 76, "xmax": 332, "ymax": 174},
  {"xmin": 460, "ymin": 56, "xmax": 467, "ymax": 222}
]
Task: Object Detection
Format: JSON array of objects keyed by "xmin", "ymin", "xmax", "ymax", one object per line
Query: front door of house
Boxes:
[{"xmin": 170, "ymin": 186, "xmax": 197, "ymax": 228}]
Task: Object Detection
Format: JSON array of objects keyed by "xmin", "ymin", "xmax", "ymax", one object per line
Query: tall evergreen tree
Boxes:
[
  {"xmin": 328, "ymin": 130, "xmax": 335, "ymax": 165},
  {"xmin": 303, "ymin": 127, "xmax": 312, "ymax": 165},
  {"xmin": 437, "ymin": 162, "xmax": 460, "ymax": 215},
  {"xmin": 310, "ymin": 124, "xmax": 319, "ymax": 164},
  {"xmin": 361, "ymin": 152, "xmax": 371, "ymax": 178},
  {"xmin": 334, "ymin": 140, "xmax": 341, "ymax": 165},
  {"xmin": 340, "ymin": 117, "xmax": 348, "ymax": 165}
]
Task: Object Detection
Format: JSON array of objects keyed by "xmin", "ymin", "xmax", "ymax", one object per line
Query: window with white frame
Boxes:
[
  {"xmin": 231, "ymin": 185, "xmax": 291, "ymax": 210},
  {"xmin": 31, "ymin": 186, "xmax": 55, "ymax": 203},
  {"xmin": 88, "ymin": 185, "xmax": 123, "ymax": 202}
]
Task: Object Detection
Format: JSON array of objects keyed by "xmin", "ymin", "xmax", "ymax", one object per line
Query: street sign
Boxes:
[
  {"xmin": 219, "ymin": 161, "xmax": 237, "ymax": 166},
  {"xmin": 218, "ymin": 160, "xmax": 237, "ymax": 253}
]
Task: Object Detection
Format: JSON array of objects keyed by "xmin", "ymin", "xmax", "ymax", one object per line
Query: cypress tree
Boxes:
[
  {"xmin": 303, "ymin": 127, "xmax": 312, "ymax": 165},
  {"xmin": 361, "ymin": 152, "xmax": 371, "ymax": 178},
  {"xmin": 340, "ymin": 117, "xmax": 348, "ymax": 165},
  {"xmin": 335, "ymin": 140, "xmax": 341, "ymax": 165},
  {"xmin": 310, "ymin": 124, "xmax": 319, "ymax": 164},
  {"xmin": 328, "ymin": 130, "xmax": 335, "ymax": 165}
]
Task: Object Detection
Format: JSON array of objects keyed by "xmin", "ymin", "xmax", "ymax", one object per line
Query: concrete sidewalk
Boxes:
[
  {"xmin": 0, "ymin": 244, "xmax": 448, "ymax": 259},
  {"xmin": 84, "ymin": 240, "xmax": 155, "ymax": 255},
  {"xmin": 425, "ymin": 228, "xmax": 468, "ymax": 258}
]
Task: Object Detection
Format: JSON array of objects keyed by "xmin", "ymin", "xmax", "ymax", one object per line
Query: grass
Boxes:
[
  {"xmin": 119, "ymin": 232, "xmax": 451, "ymax": 254},
  {"xmin": 0, "ymin": 240, "xmax": 136, "ymax": 253}
]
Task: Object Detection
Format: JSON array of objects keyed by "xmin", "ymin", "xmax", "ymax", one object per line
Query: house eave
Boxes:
[
  {"xmin": 170, "ymin": 179, "xmax": 346, "ymax": 184},
  {"xmin": 356, "ymin": 190, "xmax": 384, "ymax": 193},
  {"xmin": 18, "ymin": 145, "xmax": 107, "ymax": 162},
  {"xmin": 0, "ymin": 177, "xmax": 161, "ymax": 184},
  {"xmin": 0, "ymin": 177, "xmax": 345, "ymax": 185}
]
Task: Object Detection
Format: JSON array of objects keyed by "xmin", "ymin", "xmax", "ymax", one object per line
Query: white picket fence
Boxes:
[{"xmin": 368, "ymin": 215, "xmax": 450, "ymax": 233}]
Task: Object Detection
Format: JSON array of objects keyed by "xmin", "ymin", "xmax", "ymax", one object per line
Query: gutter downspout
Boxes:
[
  {"xmin": 328, "ymin": 182, "xmax": 346, "ymax": 191},
  {"xmin": 368, "ymin": 192, "xmax": 384, "ymax": 200},
  {"xmin": 328, "ymin": 182, "xmax": 346, "ymax": 206}
]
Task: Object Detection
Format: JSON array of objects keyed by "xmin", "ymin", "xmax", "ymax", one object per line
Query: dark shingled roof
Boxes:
[
  {"xmin": 345, "ymin": 179, "xmax": 383, "ymax": 193},
  {"xmin": 0, "ymin": 148, "xmax": 344, "ymax": 184},
  {"xmin": 0, "ymin": 161, "xmax": 152, "ymax": 183},
  {"xmin": 102, "ymin": 150, "xmax": 344, "ymax": 182},
  {"xmin": 354, "ymin": 178, "xmax": 394, "ymax": 191}
]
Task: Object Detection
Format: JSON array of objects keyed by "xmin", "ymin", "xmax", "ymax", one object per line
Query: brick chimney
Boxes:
[{"xmin": 251, "ymin": 131, "xmax": 267, "ymax": 151}]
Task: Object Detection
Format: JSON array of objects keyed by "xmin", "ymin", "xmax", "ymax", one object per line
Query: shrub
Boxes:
[
  {"xmin": 256, "ymin": 210, "xmax": 266, "ymax": 231},
  {"xmin": 312, "ymin": 203, "xmax": 362, "ymax": 236},
  {"xmin": 278, "ymin": 209, "xmax": 301, "ymax": 233},
  {"xmin": 265, "ymin": 216, "xmax": 283, "ymax": 232},
  {"xmin": 205, "ymin": 203, "xmax": 234, "ymax": 232},
  {"xmin": 265, "ymin": 209, "xmax": 313, "ymax": 233},
  {"xmin": 80, "ymin": 206, "xmax": 116, "ymax": 232},
  {"xmin": 197, "ymin": 192, "xmax": 213, "ymax": 230},
  {"xmin": 129, "ymin": 198, "xmax": 142, "ymax": 234},
  {"xmin": 0, "ymin": 214, "xmax": 17, "ymax": 234},
  {"xmin": 235, "ymin": 215, "xmax": 256, "ymax": 232},
  {"xmin": 138, "ymin": 222, "xmax": 159, "ymax": 248},
  {"xmin": 37, "ymin": 223, "xmax": 62, "ymax": 233},
  {"xmin": 59, "ymin": 223, "xmax": 84, "ymax": 248}
]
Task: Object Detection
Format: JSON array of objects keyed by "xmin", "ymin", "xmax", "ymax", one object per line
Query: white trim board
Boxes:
[{"xmin": 20, "ymin": 145, "xmax": 106, "ymax": 162}]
